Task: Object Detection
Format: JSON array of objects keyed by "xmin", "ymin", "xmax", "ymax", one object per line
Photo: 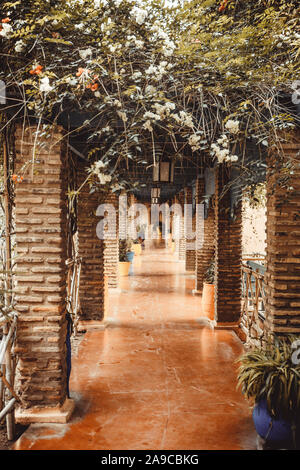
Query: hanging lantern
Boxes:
[
  {"xmin": 153, "ymin": 160, "xmax": 174, "ymax": 183},
  {"xmin": 151, "ymin": 187, "xmax": 161, "ymax": 199},
  {"xmin": 151, "ymin": 187, "xmax": 160, "ymax": 205}
]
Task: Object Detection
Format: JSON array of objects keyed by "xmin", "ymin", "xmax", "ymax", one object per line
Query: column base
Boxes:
[
  {"xmin": 192, "ymin": 289, "xmax": 202, "ymax": 296},
  {"xmin": 77, "ymin": 320, "xmax": 106, "ymax": 332},
  {"xmin": 15, "ymin": 398, "xmax": 75, "ymax": 424},
  {"xmin": 215, "ymin": 322, "xmax": 245, "ymax": 341}
]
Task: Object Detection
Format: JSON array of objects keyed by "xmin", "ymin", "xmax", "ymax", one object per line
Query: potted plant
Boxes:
[
  {"xmin": 201, "ymin": 257, "xmax": 215, "ymax": 320},
  {"xmin": 119, "ymin": 239, "xmax": 134, "ymax": 276},
  {"xmin": 132, "ymin": 237, "xmax": 142, "ymax": 256},
  {"xmin": 237, "ymin": 336, "xmax": 300, "ymax": 449}
]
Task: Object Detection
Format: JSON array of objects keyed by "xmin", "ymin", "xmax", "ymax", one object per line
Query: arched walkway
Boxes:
[{"xmin": 14, "ymin": 248, "xmax": 256, "ymax": 450}]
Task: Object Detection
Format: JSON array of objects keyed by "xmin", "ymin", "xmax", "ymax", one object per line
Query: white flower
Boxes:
[
  {"xmin": 143, "ymin": 120, "xmax": 153, "ymax": 132},
  {"xmin": 135, "ymin": 39, "xmax": 144, "ymax": 49},
  {"xmin": 79, "ymin": 48, "xmax": 92, "ymax": 60},
  {"xmin": 225, "ymin": 119, "xmax": 240, "ymax": 134},
  {"xmin": 179, "ymin": 111, "xmax": 194, "ymax": 128},
  {"xmin": 145, "ymin": 85, "xmax": 157, "ymax": 96},
  {"xmin": 15, "ymin": 39, "xmax": 26, "ymax": 52},
  {"xmin": 39, "ymin": 77, "xmax": 53, "ymax": 93},
  {"xmin": 143, "ymin": 111, "xmax": 160, "ymax": 121},
  {"xmin": 0, "ymin": 23, "xmax": 12, "ymax": 38},
  {"xmin": 98, "ymin": 173, "xmax": 112, "ymax": 185},
  {"xmin": 188, "ymin": 134, "xmax": 201, "ymax": 151},
  {"xmin": 131, "ymin": 71, "xmax": 142, "ymax": 80},
  {"xmin": 93, "ymin": 160, "xmax": 107, "ymax": 173},
  {"xmin": 66, "ymin": 77, "xmax": 77, "ymax": 86},
  {"xmin": 230, "ymin": 155, "xmax": 238, "ymax": 162},
  {"xmin": 117, "ymin": 110, "xmax": 127, "ymax": 122},
  {"xmin": 131, "ymin": 6, "xmax": 148, "ymax": 25}
]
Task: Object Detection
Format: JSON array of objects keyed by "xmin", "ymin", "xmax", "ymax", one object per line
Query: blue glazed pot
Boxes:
[
  {"xmin": 126, "ymin": 251, "xmax": 135, "ymax": 262},
  {"xmin": 253, "ymin": 399, "xmax": 297, "ymax": 444}
]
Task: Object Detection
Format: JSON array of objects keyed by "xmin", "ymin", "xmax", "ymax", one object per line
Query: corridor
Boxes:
[{"xmin": 14, "ymin": 248, "xmax": 257, "ymax": 450}]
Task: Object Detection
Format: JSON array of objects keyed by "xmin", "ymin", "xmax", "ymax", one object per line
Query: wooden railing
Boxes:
[
  {"xmin": 241, "ymin": 259, "xmax": 266, "ymax": 346},
  {"xmin": 0, "ymin": 312, "xmax": 19, "ymax": 440},
  {"xmin": 66, "ymin": 256, "xmax": 82, "ymax": 336}
]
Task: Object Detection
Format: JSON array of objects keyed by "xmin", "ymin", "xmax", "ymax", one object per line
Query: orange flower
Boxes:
[
  {"xmin": 2, "ymin": 18, "xmax": 11, "ymax": 23},
  {"xmin": 91, "ymin": 83, "xmax": 99, "ymax": 91},
  {"xmin": 76, "ymin": 67, "xmax": 85, "ymax": 77},
  {"xmin": 11, "ymin": 174, "xmax": 23, "ymax": 183},
  {"xmin": 219, "ymin": 0, "xmax": 228, "ymax": 11},
  {"xmin": 30, "ymin": 64, "xmax": 43, "ymax": 75}
]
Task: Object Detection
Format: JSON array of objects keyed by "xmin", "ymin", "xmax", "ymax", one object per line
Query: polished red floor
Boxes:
[{"xmin": 14, "ymin": 247, "xmax": 256, "ymax": 450}]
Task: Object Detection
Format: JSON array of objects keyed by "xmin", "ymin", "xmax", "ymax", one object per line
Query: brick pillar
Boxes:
[
  {"xmin": 177, "ymin": 190, "xmax": 186, "ymax": 261},
  {"xmin": 195, "ymin": 178, "xmax": 215, "ymax": 293},
  {"xmin": 77, "ymin": 164, "xmax": 105, "ymax": 322},
  {"xmin": 171, "ymin": 196, "xmax": 180, "ymax": 256},
  {"xmin": 14, "ymin": 125, "xmax": 74, "ymax": 422},
  {"xmin": 103, "ymin": 191, "xmax": 119, "ymax": 289},
  {"xmin": 265, "ymin": 133, "xmax": 300, "ymax": 337},
  {"xmin": 184, "ymin": 187, "xmax": 196, "ymax": 271},
  {"xmin": 215, "ymin": 165, "xmax": 242, "ymax": 323}
]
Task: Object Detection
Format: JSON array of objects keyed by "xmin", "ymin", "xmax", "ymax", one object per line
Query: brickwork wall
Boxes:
[
  {"xmin": 265, "ymin": 132, "xmax": 300, "ymax": 337},
  {"xmin": 102, "ymin": 191, "xmax": 119, "ymax": 288},
  {"xmin": 177, "ymin": 190, "xmax": 186, "ymax": 261},
  {"xmin": 195, "ymin": 178, "xmax": 215, "ymax": 292},
  {"xmin": 184, "ymin": 187, "xmax": 196, "ymax": 271},
  {"xmin": 77, "ymin": 164, "xmax": 105, "ymax": 321},
  {"xmin": 14, "ymin": 125, "xmax": 68, "ymax": 408},
  {"xmin": 215, "ymin": 166, "xmax": 242, "ymax": 323}
]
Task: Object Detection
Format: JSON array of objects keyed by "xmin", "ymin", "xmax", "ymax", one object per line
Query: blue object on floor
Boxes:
[{"xmin": 253, "ymin": 399, "xmax": 297, "ymax": 444}]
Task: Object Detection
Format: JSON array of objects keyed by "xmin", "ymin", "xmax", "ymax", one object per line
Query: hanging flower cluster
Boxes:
[{"xmin": 211, "ymin": 134, "xmax": 238, "ymax": 164}]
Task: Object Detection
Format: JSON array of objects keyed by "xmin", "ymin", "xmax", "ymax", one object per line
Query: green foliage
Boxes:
[
  {"xmin": 0, "ymin": 0, "xmax": 299, "ymax": 200},
  {"xmin": 119, "ymin": 238, "xmax": 133, "ymax": 261},
  {"xmin": 237, "ymin": 336, "xmax": 300, "ymax": 420},
  {"xmin": 204, "ymin": 256, "xmax": 215, "ymax": 284}
]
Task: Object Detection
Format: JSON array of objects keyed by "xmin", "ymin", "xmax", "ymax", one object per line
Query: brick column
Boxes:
[
  {"xmin": 177, "ymin": 190, "xmax": 186, "ymax": 261},
  {"xmin": 14, "ymin": 125, "xmax": 74, "ymax": 423},
  {"xmin": 77, "ymin": 164, "xmax": 105, "ymax": 322},
  {"xmin": 103, "ymin": 191, "xmax": 119, "ymax": 289},
  {"xmin": 215, "ymin": 165, "xmax": 242, "ymax": 323},
  {"xmin": 184, "ymin": 186, "xmax": 196, "ymax": 271},
  {"xmin": 265, "ymin": 133, "xmax": 300, "ymax": 337},
  {"xmin": 194, "ymin": 177, "xmax": 215, "ymax": 293}
]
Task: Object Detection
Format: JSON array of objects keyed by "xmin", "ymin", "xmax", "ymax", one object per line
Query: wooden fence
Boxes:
[
  {"xmin": 0, "ymin": 312, "xmax": 19, "ymax": 440},
  {"xmin": 66, "ymin": 256, "xmax": 82, "ymax": 336},
  {"xmin": 241, "ymin": 259, "xmax": 266, "ymax": 346}
]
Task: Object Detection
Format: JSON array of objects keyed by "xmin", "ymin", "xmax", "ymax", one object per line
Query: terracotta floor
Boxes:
[{"xmin": 14, "ymin": 247, "xmax": 257, "ymax": 450}]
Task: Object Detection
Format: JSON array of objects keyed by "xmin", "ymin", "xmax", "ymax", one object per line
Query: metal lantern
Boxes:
[
  {"xmin": 153, "ymin": 160, "xmax": 174, "ymax": 183},
  {"xmin": 151, "ymin": 187, "xmax": 161, "ymax": 199}
]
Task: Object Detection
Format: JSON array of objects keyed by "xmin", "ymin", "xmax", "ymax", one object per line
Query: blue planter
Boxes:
[
  {"xmin": 253, "ymin": 399, "xmax": 298, "ymax": 444},
  {"xmin": 126, "ymin": 251, "xmax": 135, "ymax": 262}
]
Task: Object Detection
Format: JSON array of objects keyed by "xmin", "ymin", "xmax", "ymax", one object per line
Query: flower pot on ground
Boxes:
[
  {"xmin": 119, "ymin": 261, "xmax": 131, "ymax": 276},
  {"xmin": 119, "ymin": 239, "xmax": 133, "ymax": 277},
  {"xmin": 237, "ymin": 336, "xmax": 300, "ymax": 449},
  {"xmin": 132, "ymin": 243, "xmax": 142, "ymax": 256},
  {"xmin": 126, "ymin": 251, "xmax": 135, "ymax": 263},
  {"xmin": 201, "ymin": 258, "xmax": 215, "ymax": 320},
  {"xmin": 171, "ymin": 240, "xmax": 175, "ymax": 253}
]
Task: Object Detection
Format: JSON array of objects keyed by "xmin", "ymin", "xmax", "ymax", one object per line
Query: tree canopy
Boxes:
[{"xmin": 0, "ymin": 0, "xmax": 299, "ymax": 194}]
